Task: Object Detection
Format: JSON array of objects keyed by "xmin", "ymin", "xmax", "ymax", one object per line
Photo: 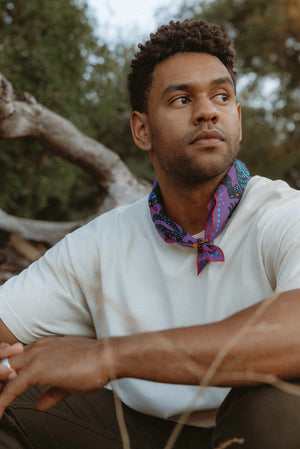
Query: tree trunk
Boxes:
[{"xmin": 0, "ymin": 73, "xmax": 150, "ymax": 281}]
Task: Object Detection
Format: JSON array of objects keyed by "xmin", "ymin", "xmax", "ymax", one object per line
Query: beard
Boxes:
[{"xmin": 150, "ymin": 126, "xmax": 240, "ymax": 187}]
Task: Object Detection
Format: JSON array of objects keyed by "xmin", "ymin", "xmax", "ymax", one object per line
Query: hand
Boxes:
[
  {"xmin": 0, "ymin": 342, "xmax": 24, "ymax": 381},
  {"xmin": 0, "ymin": 342, "xmax": 24, "ymax": 397},
  {"xmin": 0, "ymin": 336, "xmax": 113, "ymax": 416}
]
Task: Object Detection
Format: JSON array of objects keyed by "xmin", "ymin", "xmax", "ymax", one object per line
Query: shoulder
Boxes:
[
  {"xmin": 230, "ymin": 175, "xmax": 300, "ymax": 249},
  {"xmin": 240, "ymin": 175, "xmax": 300, "ymax": 221},
  {"xmin": 99, "ymin": 195, "xmax": 149, "ymax": 224},
  {"xmin": 245, "ymin": 175, "xmax": 299, "ymax": 201},
  {"xmin": 242, "ymin": 175, "xmax": 300, "ymax": 258},
  {"xmin": 66, "ymin": 195, "xmax": 149, "ymax": 241},
  {"xmin": 227, "ymin": 176, "xmax": 300, "ymax": 292}
]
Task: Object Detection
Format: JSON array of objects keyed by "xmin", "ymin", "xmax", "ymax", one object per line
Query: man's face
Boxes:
[{"xmin": 139, "ymin": 52, "xmax": 242, "ymax": 186}]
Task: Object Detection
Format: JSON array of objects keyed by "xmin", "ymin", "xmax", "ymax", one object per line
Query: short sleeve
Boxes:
[{"xmin": 0, "ymin": 218, "xmax": 103, "ymax": 343}]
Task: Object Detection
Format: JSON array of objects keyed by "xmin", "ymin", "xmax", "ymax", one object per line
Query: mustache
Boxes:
[{"xmin": 186, "ymin": 127, "xmax": 226, "ymax": 144}]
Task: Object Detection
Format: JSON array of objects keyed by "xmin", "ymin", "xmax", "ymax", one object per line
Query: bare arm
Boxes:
[
  {"xmin": 0, "ymin": 289, "xmax": 299, "ymax": 414},
  {"xmin": 0, "ymin": 320, "xmax": 20, "ymax": 345},
  {"xmin": 114, "ymin": 289, "xmax": 300, "ymax": 386}
]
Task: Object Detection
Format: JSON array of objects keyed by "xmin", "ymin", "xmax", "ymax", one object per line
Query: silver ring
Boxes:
[{"xmin": 1, "ymin": 358, "xmax": 11, "ymax": 369}]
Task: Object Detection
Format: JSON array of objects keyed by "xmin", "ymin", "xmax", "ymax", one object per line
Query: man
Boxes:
[{"xmin": 0, "ymin": 19, "xmax": 299, "ymax": 449}]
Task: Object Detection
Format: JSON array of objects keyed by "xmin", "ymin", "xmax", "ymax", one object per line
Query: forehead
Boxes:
[{"xmin": 150, "ymin": 52, "xmax": 232, "ymax": 95}]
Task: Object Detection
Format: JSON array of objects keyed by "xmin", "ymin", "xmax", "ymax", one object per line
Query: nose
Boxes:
[{"xmin": 192, "ymin": 97, "xmax": 219, "ymax": 126}]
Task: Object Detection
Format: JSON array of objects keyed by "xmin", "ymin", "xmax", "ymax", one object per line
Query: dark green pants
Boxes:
[{"xmin": 0, "ymin": 382, "xmax": 300, "ymax": 448}]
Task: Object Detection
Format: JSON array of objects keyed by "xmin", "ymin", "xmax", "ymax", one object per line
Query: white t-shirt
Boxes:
[{"xmin": 0, "ymin": 175, "xmax": 299, "ymax": 425}]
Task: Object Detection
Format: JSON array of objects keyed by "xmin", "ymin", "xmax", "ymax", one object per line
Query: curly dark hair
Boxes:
[{"xmin": 127, "ymin": 19, "xmax": 236, "ymax": 112}]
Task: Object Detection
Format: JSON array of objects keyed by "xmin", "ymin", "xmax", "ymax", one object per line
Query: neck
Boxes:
[{"xmin": 157, "ymin": 172, "xmax": 226, "ymax": 235}]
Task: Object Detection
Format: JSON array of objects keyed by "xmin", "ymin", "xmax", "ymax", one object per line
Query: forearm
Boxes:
[
  {"xmin": 111, "ymin": 289, "xmax": 300, "ymax": 387},
  {"xmin": 0, "ymin": 289, "xmax": 298, "ymax": 414}
]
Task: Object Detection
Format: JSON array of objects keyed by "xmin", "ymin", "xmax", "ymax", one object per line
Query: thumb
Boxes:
[{"xmin": 36, "ymin": 387, "xmax": 70, "ymax": 411}]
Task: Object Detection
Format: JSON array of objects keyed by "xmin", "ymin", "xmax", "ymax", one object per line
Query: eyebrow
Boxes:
[
  {"xmin": 161, "ymin": 76, "xmax": 235, "ymax": 99},
  {"xmin": 212, "ymin": 76, "xmax": 235, "ymax": 88},
  {"xmin": 161, "ymin": 83, "xmax": 191, "ymax": 98}
]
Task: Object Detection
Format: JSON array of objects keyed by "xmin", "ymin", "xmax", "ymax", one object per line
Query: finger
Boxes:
[
  {"xmin": 0, "ymin": 342, "xmax": 24, "ymax": 359},
  {"xmin": 0, "ymin": 363, "xmax": 13, "ymax": 380},
  {"xmin": 36, "ymin": 387, "xmax": 70, "ymax": 411},
  {"xmin": 0, "ymin": 345, "xmax": 22, "ymax": 380},
  {"xmin": 0, "ymin": 369, "xmax": 31, "ymax": 417},
  {"xmin": 6, "ymin": 348, "xmax": 31, "ymax": 373}
]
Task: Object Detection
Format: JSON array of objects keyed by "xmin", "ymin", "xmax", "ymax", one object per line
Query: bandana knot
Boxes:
[{"xmin": 149, "ymin": 160, "xmax": 250, "ymax": 274}]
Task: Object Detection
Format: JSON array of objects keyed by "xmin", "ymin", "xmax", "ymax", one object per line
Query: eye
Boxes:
[
  {"xmin": 215, "ymin": 93, "xmax": 230, "ymax": 103},
  {"xmin": 171, "ymin": 95, "xmax": 191, "ymax": 106}
]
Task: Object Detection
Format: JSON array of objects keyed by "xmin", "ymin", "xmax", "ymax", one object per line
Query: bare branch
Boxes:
[
  {"xmin": 0, "ymin": 208, "xmax": 83, "ymax": 245},
  {"xmin": 0, "ymin": 72, "xmax": 151, "ymax": 279},
  {"xmin": 0, "ymin": 72, "xmax": 150, "ymax": 216}
]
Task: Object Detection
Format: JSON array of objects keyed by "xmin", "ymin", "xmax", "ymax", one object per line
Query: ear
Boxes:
[
  {"xmin": 130, "ymin": 111, "xmax": 152, "ymax": 152},
  {"xmin": 237, "ymin": 103, "xmax": 242, "ymax": 142}
]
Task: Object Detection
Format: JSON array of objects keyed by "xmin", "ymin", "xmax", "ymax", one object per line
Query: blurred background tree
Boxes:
[
  {"xmin": 0, "ymin": 0, "xmax": 102, "ymax": 219},
  {"xmin": 84, "ymin": 42, "xmax": 153, "ymax": 183},
  {"xmin": 0, "ymin": 0, "xmax": 299, "ymax": 221},
  {"xmin": 0, "ymin": 0, "xmax": 143, "ymax": 220}
]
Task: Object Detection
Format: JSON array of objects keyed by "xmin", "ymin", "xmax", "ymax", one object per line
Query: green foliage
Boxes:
[
  {"xmin": 84, "ymin": 42, "xmax": 155, "ymax": 182},
  {"xmin": 0, "ymin": 138, "xmax": 101, "ymax": 220},
  {"xmin": 171, "ymin": 0, "xmax": 300, "ymax": 187},
  {"xmin": 0, "ymin": 0, "xmax": 105, "ymax": 219},
  {"xmin": 1, "ymin": 0, "xmax": 96, "ymax": 119}
]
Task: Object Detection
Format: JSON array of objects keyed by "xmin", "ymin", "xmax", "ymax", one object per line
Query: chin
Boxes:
[{"xmin": 184, "ymin": 156, "xmax": 235, "ymax": 182}]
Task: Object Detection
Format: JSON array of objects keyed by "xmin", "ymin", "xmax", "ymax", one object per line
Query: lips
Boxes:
[{"xmin": 190, "ymin": 130, "xmax": 225, "ymax": 145}]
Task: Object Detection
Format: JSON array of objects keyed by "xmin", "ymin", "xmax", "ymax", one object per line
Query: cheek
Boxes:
[
  {"xmin": 152, "ymin": 109, "xmax": 183, "ymax": 131},
  {"xmin": 226, "ymin": 112, "xmax": 241, "ymax": 141},
  {"xmin": 149, "ymin": 118, "xmax": 171, "ymax": 144}
]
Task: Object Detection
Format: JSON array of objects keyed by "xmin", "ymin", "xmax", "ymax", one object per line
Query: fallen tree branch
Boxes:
[
  {"xmin": 0, "ymin": 73, "xmax": 150, "ymax": 217},
  {"xmin": 0, "ymin": 208, "xmax": 83, "ymax": 245},
  {"xmin": 0, "ymin": 73, "xmax": 150, "ymax": 244},
  {"xmin": 0, "ymin": 73, "xmax": 151, "ymax": 277}
]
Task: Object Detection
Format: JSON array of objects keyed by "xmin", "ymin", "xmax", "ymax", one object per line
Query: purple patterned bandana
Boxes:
[{"xmin": 148, "ymin": 160, "xmax": 250, "ymax": 274}]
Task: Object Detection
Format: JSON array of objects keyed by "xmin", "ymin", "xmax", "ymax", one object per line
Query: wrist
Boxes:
[{"xmin": 98, "ymin": 335, "xmax": 134, "ymax": 382}]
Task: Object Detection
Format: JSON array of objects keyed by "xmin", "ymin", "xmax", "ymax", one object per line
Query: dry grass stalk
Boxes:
[
  {"xmin": 215, "ymin": 438, "xmax": 245, "ymax": 449},
  {"xmin": 96, "ymin": 294, "xmax": 131, "ymax": 449}
]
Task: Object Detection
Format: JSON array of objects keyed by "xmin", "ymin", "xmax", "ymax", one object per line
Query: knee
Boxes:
[{"xmin": 213, "ymin": 381, "xmax": 300, "ymax": 449}]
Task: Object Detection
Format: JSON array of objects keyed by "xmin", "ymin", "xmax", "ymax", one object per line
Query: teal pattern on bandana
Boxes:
[{"xmin": 149, "ymin": 160, "xmax": 250, "ymax": 274}]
